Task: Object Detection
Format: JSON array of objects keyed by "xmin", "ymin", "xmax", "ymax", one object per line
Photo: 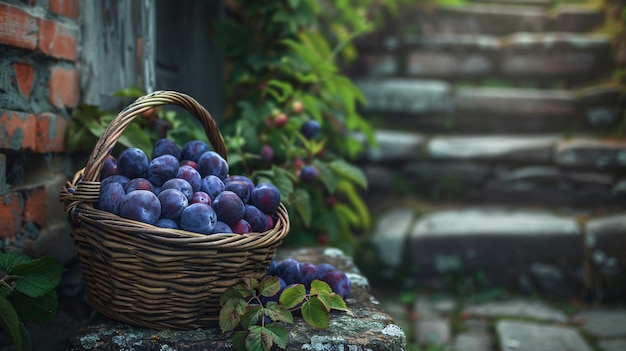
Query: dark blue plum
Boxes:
[
  {"xmin": 224, "ymin": 180, "xmax": 251, "ymax": 203},
  {"xmin": 276, "ymin": 259, "xmax": 300, "ymax": 285},
  {"xmin": 190, "ymin": 191, "xmax": 211, "ymax": 205},
  {"xmin": 100, "ymin": 174, "xmax": 130, "ymax": 190},
  {"xmin": 158, "ymin": 188, "xmax": 188, "ymax": 219},
  {"xmin": 119, "ymin": 190, "xmax": 161, "ymax": 224},
  {"xmin": 229, "ymin": 219, "xmax": 252, "ymax": 234},
  {"xmin": 124, "ymin": 177, "xmax": 153, "ymax": 193},
  {"xmin": 197, "ymin": 151, "xmax": 228, "ymax": 180},
  {"xmin": 212, "ymin": 191, "xmax": 245, "ymax": 225},
  {"xmin": 299, "ymin": 262, "xmax": 319, "ymax": 289},
  {"xmin": 180, "ymin": 203, "xmax": 216, "ymax": 234},
  {"xmin": 200, "ymin": 175, "xmax": 224, "ymax": 200},
  {"xmin": 224, "ymin": 175, "xmax": 255, "ymax": 193},
  {"xmin": 180, "ymin": 160, "xmax": 198, "ymax": 170},
  {"xmin": 147, "ymin": 154, "xmax": 179, "ymax": 186},
  {"xmin": 266, "ymin": 260, "xmax": 278, "ymax": 276},
  {"xmin": 244, "ymin": 205, "xmax": 268, "ymax": 232},
  {"xmin": 265, "ymin": 214, "xmax": 275, "ymax": 230},
  {"xmin": 260, "ymin": 145, "xmax": 274, "ymax": 162},
  {"xmin": 299, "ymin": 165, "xmax": 319, "ymax": 183},
  {"xmin": 117, "ymin": 148, "xmax": 149, "ymax": 179},
  {"xmin": 250, "ymin": 182, "xmax": 281, "ymax": 214},
  {"xmin": 316, "ymin": 263, "xmax": 337, "ymax": 278},
  {"xmin": 181, "ymin": 140, "xmax": 210, "ymax": 162},
  {"xmin": 321, "ymin": 270, "xmax": 351, "ymax": 299},
  {"xmin": 161, "ymin": 178, "xmax": 193, "ymax": 200},
  {"xmin": 300, "ymin": 120, "xmax": 321, "ymax": 139},
  {"xmin": 97, "ymin": 182, "xmax": 125, "ymax": 215},
  {"xmin": 212, "ymin": 221, "xmax": 233, "ymax": 234},
  {"xmin": 155, "ymin": 218, "xmax": 179, "ymax": 229},
  {"xmin": 152, "ymin": 138, "xmax": 181, "ymax": 159},
  {"xmin": 176, "ymin": 165, "xmax": 202, "ymax": 192},
  {"xmin": 100, "ymin": 155, "xmax": 119, "ymax": 180}
]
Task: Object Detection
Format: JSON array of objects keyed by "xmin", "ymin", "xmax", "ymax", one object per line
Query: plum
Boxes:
[
  {"xmin": 260, "ymin": 145, "xmax": 274, "ymax": 162},
  {"xmin": 200, "ymin": 175, "xmax": 224, "ymax": 200},
  {"xmin": 100, "ymin": 174, "xmax": 130, "ymax": 190},
  {"xmin": 147, "ymin": 154, "xmax": 179, "ymax": 186},
  {"xmin": 100, "ymin": 155, "xmax": 119, "ymax": 179},
  {"xmin": 320, "ymin": 269, "xmax": 351, "ymax": 299},
  {"xmin": 244, "ymin": 205, "xmax": 268, "ymax": 232},
  {"xmin": 176, "ymin": 165, "xmax": 202, "ymax": 192},
  {"xmin": 224, "ymin": 180, "xmax": 251, "ymax": 203},
  {"xmin": 180, "ymin": 160, "xmax": 198, "ymax": 170},
  {"xmin": 124, "ymin": 177, "xmax": 153, "ymax": 193},
  {"xmin": 212, "ymin": 221, "xmax": 233, "ymax": 234},
  {"xmin": 158, "ymin": 188, "xmax": 188, "ymax": 219},
  {"xmin": 300, "ymin": 120, "xmax": 321, "ymax": 139},
  {"xmin": 117, "ymin": 148, "xmax": 149, "ymax": 179},
  {"xmin": 266, "ymin": 260, "xmax": 278, "ymax": 276},
  {"xmin": 316, "ymin": 263, "xmax": 337, "ymax": 278},
  {"xmin": 180, "ymin": 203, "xmax": 217, "ymax": 234},
  {"xmin": 97, "ymin": 182, "xmax": 125, "ymax": 215},
  {"xmin": 119, "ymin": 190, "xmax": 161, "ymax": 224},
  {"xmin": 190, "ymin": 191, "xmax": 211, "ymax": 205},
  {"xmin": 161, "ymin": 178, "xmax": 193, "ymax": 200},
  {"xmin": 299, "ymin": 262, "xmax": 318, "ymax": 289},
  {"xmin": 299, "ymin": 165, "xmax": 319, "ymax": 183},
  {"xmin": 197, "ymin": 151, "xmax": 228, "ymax": 180},
  {"xmin": 152, "ymin": 138, "xmax": 181, "ymax": 159},
  {"xmin": 229, "ymin": 219, "xmax": 252, "ymax": 234},
  {"xmin": 276, "ymin": 259, "xmax": 300, "ymax": 285},
  {"xmin": 250, "ymin": 182, "xmax": 281, "ymax": 214},
  {"xmin": 212, "ymin": 191, "xmax": 245, "ymax": 225},
  {"xmin": 265, "ymin": 214, "xmax": 275, "ymax": 230},
  {"xmin": 224, "ymin": 175, "xmax": 255, "ymax": 194},
  {"xmin": 155, "ymin": 218, "xmax": 179, "ymax": 229},
  {"xmin": 181, "ymin": 140, "xmax": 210, "ymax": 162}
]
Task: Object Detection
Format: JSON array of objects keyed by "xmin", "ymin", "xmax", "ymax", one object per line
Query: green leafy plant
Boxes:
[
  {"xmin": 220, "ymin": 275, "xmax": 351, "ymax": 351},
  {"xmin": 0, "ymin": 252, "xmax": 63, "ymax": 351}
]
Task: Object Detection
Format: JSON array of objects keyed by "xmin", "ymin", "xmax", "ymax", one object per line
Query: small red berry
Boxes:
[{"xmin": 274, "ymin": 113, "xmax": 288, "ymax": 127}]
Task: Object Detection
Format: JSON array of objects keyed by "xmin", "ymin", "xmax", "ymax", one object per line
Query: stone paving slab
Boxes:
[
  {"xmin": 573, "ymin": 308, "xmax": 626, "ymax": 338},
  {"xmin": 356, "ymin": 78, "xmax": 452, "ymax": 115},
  {"xmin": 497, "ymin": 320, "xmax": 593, "ymax": 351},
  {"xmin": 427, "ymin": 135, "xmax": 559, "ymax": 162},
  {"xmin": 464, "ymin": 299, "xmax": 568, "ymax": 322},
  {"xmin": 554, "ymin": 138, "xmax": 626, "ymax": 171}
]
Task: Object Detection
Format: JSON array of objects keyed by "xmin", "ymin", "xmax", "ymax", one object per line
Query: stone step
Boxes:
[
  {"xmin": 404, "ymin": 3, "xmax": 604, "ymax": 36},
  {"xmin": 367, "ymin": 205, "xmax": 626, "ymax": 300},
  {"xmin": 357, "ymin": 131, "xmax": 626, "ymax": 208},
  {"xmin": 355, "ymin": 79, "xmax": 624, "ymax": 133},
  {"xmin": 349, "ymin": 32, "xmax": 613, "ymax": 86}
]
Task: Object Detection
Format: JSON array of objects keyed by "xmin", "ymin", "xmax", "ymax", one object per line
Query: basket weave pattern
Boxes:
[{"xmin": 60, "ymin": 91, "xmax": 289, "ymax": 330}]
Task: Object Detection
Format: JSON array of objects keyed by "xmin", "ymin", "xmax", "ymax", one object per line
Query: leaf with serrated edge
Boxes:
[
  {"xmin": 0, "ymin": 295, "xmax": 22, "ymax": 350},
  {"xmin": 259, "ymin": 276, "xmax": 281, "ymax": 298},
  {"xmin": 12, "ymin": 257, "xmax": 62, "ymax": 298},
  {"xmin": 246, "ymin": 326, "xmax": 269, "ymax": 351},
  {"xmin": 219, "ymin": 298, "xmax": 246, "ymax": 332},
  {"xmin": 302, "ymin": 297, "xmax": 330, "ymax": 329},
  {"xmin": 232, "ymin": 331, "xmax": 247, "ymax": 351},
  {"xmin": 316, "ymin": 290, "xmax": 332, "ymax": 312},
  {"xmin": 265, "ymin": 302, "xmax": 294, "ymax": 324},
  {"xmin": 0, "ymin": 252, "xmax": 30, "ymax": 272},
  {"xmin": 266, "ymin": 323, "xmax": 289, "ymax": 348},
  {"xmin": 9, "ymin": 289, "xmax": 58, "ymax": 324},
  {"xmin": 279, "ymin": 284, "xmax": 305, "ymax": 309},
  {"xmin": 331, "ymin": 293, "xmax": 352, "ymax": 314},
  {"xmin": 240, "ymin": 305, "xmax": 263, "ymax": 329},
  {"xmin": 310, "ymin": 279, "xmax": 331, "ymax": 295}
]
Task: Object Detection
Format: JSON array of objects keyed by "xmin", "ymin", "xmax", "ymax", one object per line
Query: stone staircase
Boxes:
[{"xmin": 347, "ymin": 0, "xmax": 626, "ymax": 307}]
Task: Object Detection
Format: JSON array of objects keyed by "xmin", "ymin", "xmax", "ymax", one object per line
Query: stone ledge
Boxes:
[{"xmin": 66, "ymin": 247, "xmax": 407, "ymax": 351}]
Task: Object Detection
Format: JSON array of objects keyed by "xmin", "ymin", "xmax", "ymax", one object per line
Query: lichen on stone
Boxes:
[{"xmin": 79, "ymin": 333, "xmax": 100, "ymax": 349}]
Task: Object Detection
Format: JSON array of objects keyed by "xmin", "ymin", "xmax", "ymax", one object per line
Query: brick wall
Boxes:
[{"xmin": 0, "ymin": 0, "xmax": 79, "ymax": 261}]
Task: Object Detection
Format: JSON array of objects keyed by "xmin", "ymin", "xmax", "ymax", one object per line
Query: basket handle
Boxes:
[{"xmin": 82, "ymin": 90, "xmax": 227, "ymax": 183}]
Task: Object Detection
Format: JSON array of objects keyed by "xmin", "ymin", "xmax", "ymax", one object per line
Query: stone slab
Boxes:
[
  {"xmin": 585, "ymin": 213, "xmax": 626, "ymax": 274},
  {"xmin": 66, "ymin": 247, "xmax": 408, "ymax": 351},
  {"xmin": 356, "ymin": 130, "xmax": 425, "ymax": 163},
  {"xmin": 497, "ymin": 320, "xmax": 592, "ymax": 351},
  {"xmin": 554, "ymin": 138, "xmax": 626, "ymax": 172},
  {"xmin": 599, "ymin": 339, "xmax": 626, "ymax": 351},
  {"xmin": 573, "ymin": 308, "xmax": 626, "ymax": 339},
  {"xmin": 464, "ymin": 299, "xmax": 568, "ymax": 322},
  {"xmin": 452, "ymin": 333, "xmax": 493, "ymax": 351},
  {"xmin": 371, "ymin": 208, "xmax": 416, "ymax": 268},
  {"xmin": 356, "ymin": 78, "xmax": 452, "ymax": 115},
  {"xmin": 415, "ymin": 318, "xmax": 451, "ymax": 346},
  {"xmin": 426, "ymin": 135, "xmax": 559, "ymax": 163}
]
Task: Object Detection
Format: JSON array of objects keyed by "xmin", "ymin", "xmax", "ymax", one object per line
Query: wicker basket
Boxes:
[{"xmin": 59, "ymin": 90, "xmax": 290, "ymax": 330}]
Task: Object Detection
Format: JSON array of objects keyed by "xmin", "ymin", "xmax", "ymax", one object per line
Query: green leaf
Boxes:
[
  {"xmin": 313, "ymin": 159, "xmax": 337, "ymax": 194},
  {"xmin": 272, "ymin": 166, "xmax": 294, "ymax": 201},
  {"xmin": 9, "ymin": 290, "xmax": 58, "ymax": 325},
  {"xmin": 310, "ymin": 279, "xmax": 332, "ymax": 295},
  {"xmin": 265, "ymin": 80, "xmax": 294, "ymax": 104},
  {"xmin": 293, "ymin": 188, "xmax": 312, "ymax": 228},
  {"xmin": 232, "ymin": 331, "xmax": 247, "ymax": 351},
  {"xmin": 329, "ymin": 159, "xmax": 368, "ymax": 189},
  {"xmin": 265, "ymin": 323, "xmax": 289, "ymax": 348},
  {"xmin": 301, "ymin": 297, "xmax": 330, "ymax": 329},
  {"xmin": 240, "ymin": 305, "xmax": 263, "ymax": 329},
  {"xmin": 246, "ymin": 325, "xmax": 270, "ymax": 351},
  {"xmin": 259, "ymin": 276, "xmax": 281, "ymax": 298},
  {"xmin": 279, "ymin": 284, "xmax": 305, "ymax": 309},
  {"xmin": 219, "ymin": 298, "xmax": 247, "ymax": 332},
  {"xmin": 12, "ymin": 257, "xmax": 63, "ymax": 298},
  {"xmin": 220, "ymin": 285, "xmax": 247, "ymax": 305},
  {"xmin": 264, "ymin": 301, "xmax": 294, "ymax": 324},
  {"xmin": 110, "ymin": 86, "xmax": 145, "ymax": 98},
  {"xmin": 0, "ymin": 295, "xmax": 22, "ymax": 351},
  {"xmin": 331, "ymin": 293, "xmax": 350, "ymax": 313},
  {"xmin": 316, "ymin": 290, "xmax": 333, "ymax": 312},
  {"xmin": 337, "ymin": 179, "xmax": 371, "ymax": 228},
  {"xmin": 118, "ymin": 121, "xmax": 153, "ymax": 156},
  {"xmin": 0, "ymin": 252, "xmax": 31, "ymax": 272}
]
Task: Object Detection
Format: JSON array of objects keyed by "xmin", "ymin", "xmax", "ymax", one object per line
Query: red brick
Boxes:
[
  {"xmin": 0, "ymin": 193, "xmax": 23, "ymax": 238},
  {"xmin": 49, "ymin": 0, "xmax": 79, "ymax": 19},
  {"xmin": 39, "ymin": 19, "xmax": 77, "ymax": 61},
  {"xmin": 36, "ymin": 113, "xmax": 67, "ymax": 153},
  {"xmin": 22, "ymin": 185, "xmax": 46, "ymax": 227},
  {"xmin": 0, "ymin": 110, "xmax": 38, "ymax": 151},
  {"xmin": 13, "ymin": 62, "xmax": 36, "ymax": 99},
  {"xmin": 48, "ymin": 66, "xmax": 79, "ymax": 109},
  {"xmin": 0, "ymin": 3, "xmax": 38, "ymax": 50}
]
